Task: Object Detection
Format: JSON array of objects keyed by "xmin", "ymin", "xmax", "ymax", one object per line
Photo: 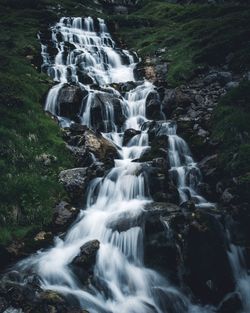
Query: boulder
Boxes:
[
  {"xmin": 57, "ymin": 85, "xmax": 86, "ymax": 120},
  {"xmin": 59, "ymin": 168, "xmax": 90, "ymax": 206},
  {"xmin": 52, "ymin": 201, "xmax": 80, "ymax": 232},
  {"xmin": 72, "ymin": 240, "xmax": 100, "ymax": 269},
  {"xmin": 145, "ymin": 91, "xmax": 164, "ymax": 120},
  {"xmin": 81, "ymin": 91, "xmax": 126, "ymax": 131},
  {"xmin": 218, "ymin": 292, "xmax": 243, "ymax": 313},
  {"xmin": 123, "ymin": 128, "xmax": 141, "ymax": 146}
]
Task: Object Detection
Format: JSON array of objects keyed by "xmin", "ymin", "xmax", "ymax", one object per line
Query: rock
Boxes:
[
  {"xmin": 123, "ymin": 128, "xmax": 141, "ymax": 146},
  {"xmin": 198, "ymin": 154, "xmax": 219, "ymax": 185},
  {"xmin": 182, "ymin": 211, "xmax": 235, "ymax": 304},
  {"xmin": 218, "ymin": 292, "xmax": 243, "ymax": 313},
  {"xmin": 144, "ymin": 202, "xmax": 181, "ymax": 280},
  {"xmin": 64, "ymin": 124, "xmax": 119, "ymax": 168},
  {"xmin": 221, "ymin": 188, "xmax": 235, "ymax": 204},
  {"xmin": 35, "ymin": 153, "xmax": 57, "ymax": 166},
  {"xmin": 56, "ymin": 85, "xmax": 86, "ymax": 120},
  {"xmin": 225, "ymin": 81, "xmax": 239, "ymax": 90},
  {"xmin": 217, "ymin": 71, "xmax": 233, "ymax": 85},
  {"xmin": 72, "ymin": 240, "xmax": 100, "ymax": 269},
  {"xmin": 84, "ymin": 91, "xmax": 125, "ymax": 131},
  {"xmin": 59, "ymin": 168, "xmax": 90, "ymax": 205},
  {"xmin": 146, "ymin": 91, "xmax": 163, "ymax": 119},
  {"xmin": 52, "ymin": 201, "xmax": 80, "ymax": 232},
  {"xmin": 203, "ymin": 71, "xmax": 232, "ymax": 86},
  {"xmin": 0, "ymin": 245, "xmax": 12, "ymax": 270}
]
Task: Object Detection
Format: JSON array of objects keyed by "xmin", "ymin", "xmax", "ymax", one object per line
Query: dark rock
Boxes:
[
  {"xmin": 0, "ymin": 245, "xmax": 12, "ymax": 270},
  {"xmin": 64, "ymin": 124, "xmax": 119, "ymax": 168},
  {"xmin": 52, "ymin": 201, "xmax": 80, "ymax": 232},
  {"xmin": 182, "ymin": 211, "xmax": 235, "ymax": 304},
  {"xmin": 56, "ymin": 85, "xmax": 86, "ymax": 120},
  {"xmin": 218, "ymin": 292, "xmax": 243, "ymax": 313},
  {"xmin": 221, "ymin": 188, "xmax": 235, "ymax": 204},
  {"xmin": 146, "ymin": 91, "xmax": 163, "ymax": 120},
  {"xmin": 83, "ymin": 91, "xmax": 125, "ymax": 131},
  {"xmin": 72, "ymin": 240, "xmax": 100, "ymax": 269},
  {"xmin": 144, "ymin": 202, "xmax": 181, "ymax": 280},
  {"xmin": 123, "ymin": 128, "xmax": 141, "ymax": 146}
]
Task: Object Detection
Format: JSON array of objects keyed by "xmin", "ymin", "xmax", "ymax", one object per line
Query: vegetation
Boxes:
[
  {"xmin": 211, "ymin": 81, "xmax": 250, "ymax": 202},
  {"xmin": 111, "ymin": 0, "xmax": 250, "ymax": 85},
  {"xmin": 0, "ymin": 0, "xmax": 74, "ymax": 244}
]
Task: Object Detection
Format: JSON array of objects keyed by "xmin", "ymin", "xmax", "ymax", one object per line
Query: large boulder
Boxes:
[{"xmin": 56, "ymin": 84, "xmax": 86, "ymax": 120}]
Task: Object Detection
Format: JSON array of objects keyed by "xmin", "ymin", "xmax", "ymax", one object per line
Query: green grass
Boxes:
[
  {"xmin": 211, "ymin": 81, "xmax": 250, "ymax": 201},
  {"xmin": 110, "ymin": 1, "xmax": 250, "ymax": 85},
  {"xmin": 0, "ymin": 1, "xmax": 75, "ymax": 244}
]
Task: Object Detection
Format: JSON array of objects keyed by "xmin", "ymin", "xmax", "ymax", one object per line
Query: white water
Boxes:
[{"xmin": 16, "ymin": 17, "xmax": 220, "ymax": 312}]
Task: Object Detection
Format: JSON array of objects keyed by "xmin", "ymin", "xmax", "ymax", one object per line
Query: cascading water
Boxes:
[{"xmin": 15, "ymin": 16, "xmax": 223, "ymax": 313}]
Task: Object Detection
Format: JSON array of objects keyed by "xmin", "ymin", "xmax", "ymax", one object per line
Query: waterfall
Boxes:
[{"xmin": 15, "ymin": 17, "xmax": 221, "ymax": 313}]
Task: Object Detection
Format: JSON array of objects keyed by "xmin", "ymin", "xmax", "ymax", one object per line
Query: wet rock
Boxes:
[
  {"xmin": 225, "ymin": 81, "xmax": 239, "ymax": 90},
  {"xmin": 72, "ymin": 240, "xmax": 100, "ymax": 269},
  {"xmin": 144, "ymin": 202, "xmax": 181, "ymax": 280},
  {"xmin": 123, "ymin": 128, "xmax": 141, "ymax": 146},
  {"xmin": 64, "ymin": 124, "xmax": 119, "ymax": 168},
  {"xmin": 59, "ymin": 168, "xmax": 90, "ymax": 206},
  {"xmin": 218, "ymin": 292, "xmax": 243, "ymax": 313},
  {"xmin": 86, "ymin": 92, "xmax": 125, "ymax": 131},
  {"xmin": 146, "ymin": 91, "xmax": 163, "ymax": 120},
  {"xmin": 52, "ymin": 201, "xmax": 80, "ymax": 232},
  {"xmin": 56, "ymin": 85, "xmax": 86, "ymax": 120},
  {"xmin": 182, "ymin": 211, "xmax": 235, "ymax": 304}
]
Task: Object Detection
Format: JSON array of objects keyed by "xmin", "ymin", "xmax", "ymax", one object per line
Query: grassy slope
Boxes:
[
  {"xmin": 111, "ymin": 0, "xmax": 250, "ymax": 86},
  {"xmin": 0, "ymin": 0, "xmax": 105, "ymax": 245}
]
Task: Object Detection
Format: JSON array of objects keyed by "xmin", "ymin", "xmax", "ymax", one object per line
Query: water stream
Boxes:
[{"xmin": 13, "ymin": 16, "xmax": 248, "ymax": 313}]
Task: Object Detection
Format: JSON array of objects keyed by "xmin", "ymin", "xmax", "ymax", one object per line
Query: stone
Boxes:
[
  {"xmin": 52, "ymin": 201, "xmax": 80, "ymax": 232},
  {"xmin": 221, "ymin": 188, "xmax": 235, "ymax": 204},
  {"xmin": 57, "ymin": 85, "xmax": 86, "ymax": 119},
  {"xmin": 72, "ymin": 240, "xmax": 100, "ymax": 269},
  {"xmin": 59, "ymin": 168, "xmax": 90, "ymax": 205},
  {"xmin": 123, "ymin": 128, "xmax": 141, "ymax": 146}
]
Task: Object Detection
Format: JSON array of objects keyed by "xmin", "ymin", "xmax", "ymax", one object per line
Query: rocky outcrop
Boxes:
[{"xmin": 63, "ymin": 123, "xmax": 119, "ymax": 168}]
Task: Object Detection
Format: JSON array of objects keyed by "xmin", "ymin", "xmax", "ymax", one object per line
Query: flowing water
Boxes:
[{"xmin": 13, "ymin": 16, "xmax": 246, "ymax": 312}]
